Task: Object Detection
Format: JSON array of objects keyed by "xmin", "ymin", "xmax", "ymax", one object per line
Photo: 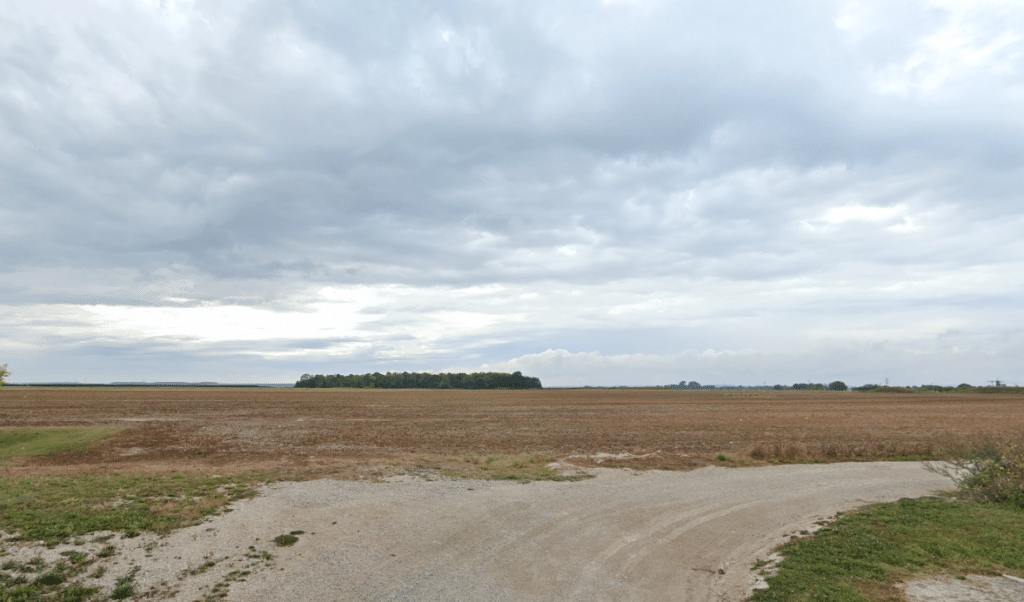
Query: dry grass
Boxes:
[{"xmin": 1, "ymin": 387, "xmax": 1023, "ymax": 477}]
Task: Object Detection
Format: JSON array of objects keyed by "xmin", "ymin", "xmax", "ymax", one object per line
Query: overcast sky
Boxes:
[{"xmin": 2, "ymin": 0, "xmax": 1023, "ymax": 386}]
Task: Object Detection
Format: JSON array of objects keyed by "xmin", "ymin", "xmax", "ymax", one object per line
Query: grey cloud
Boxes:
[{"xmin": 2, "ymin": 0, "xmax": 1023, "ymax": 383}]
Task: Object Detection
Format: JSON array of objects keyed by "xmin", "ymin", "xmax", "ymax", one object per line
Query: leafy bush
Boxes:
[{"xmin": 928, "ymin": 440, "xmax": 1024, "ymax": 509}]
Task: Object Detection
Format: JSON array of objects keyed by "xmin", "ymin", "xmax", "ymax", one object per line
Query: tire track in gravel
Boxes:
[{"xmin": 103, "ymin": 462, "xmax": 953, "ymax": 602}]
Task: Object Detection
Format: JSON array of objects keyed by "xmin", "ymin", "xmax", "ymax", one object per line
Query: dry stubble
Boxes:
[{"xmin": 1, "ymin": 387, "xmax": 1022, "ymax": 477}]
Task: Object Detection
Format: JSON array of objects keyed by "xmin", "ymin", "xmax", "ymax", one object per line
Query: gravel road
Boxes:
[{"xmin": 4, "ymin": 462, "xmax": 953, "ymax": 601}]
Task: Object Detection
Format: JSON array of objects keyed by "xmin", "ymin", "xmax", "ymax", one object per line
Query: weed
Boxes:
[
  {"xmin": 110, "ymin": 567, "xmax": 139, "ymax": 600},
  {"xmin": 715, "ymin": 454, "xmax": 729, "ymax": 462},
  {"xmin": 59, "ymin": 551, "xmax": 87, "ymax": 565},
  {"xmin": 58, "ymin": 584, "xmax": 100, "ymax": 602},
  {"xmin": 34, "ymin": 571, "xmax": 65, "ymax": 586},
  {"xmin": 747, "ymin": 440, "xmax": 943, "ymax": 464},
  {"xmin": 184, "ymin": 560, "xmax": 217, "ymax": 576},
  {"xmin": 273, "ymin": 534, "xmax": 298, "ymax": 546},
  {"xmin": 97, "ymin": 545, "xmax": 116, "ymax": 558},
  {"xmin": 89, "ymin": 566, "xmax": 106, "ymax": 579}
]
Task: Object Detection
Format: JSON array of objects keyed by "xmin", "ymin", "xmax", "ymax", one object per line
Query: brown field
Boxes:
[{"xmin": 2, "ymin": 387, "xmax": 1022, "ymax": 477}]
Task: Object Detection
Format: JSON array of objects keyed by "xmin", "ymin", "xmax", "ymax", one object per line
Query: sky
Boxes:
[{"xmin": 2, "ymin": 0, "xmax": 1023, "ymax": 387}]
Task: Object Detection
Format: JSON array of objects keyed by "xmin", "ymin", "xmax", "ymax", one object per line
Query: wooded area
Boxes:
[{"xmin": 294, "ymin": 370, "xmax": 542, "ymax": 389}]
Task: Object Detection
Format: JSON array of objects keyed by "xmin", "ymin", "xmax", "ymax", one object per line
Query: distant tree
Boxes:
[
  {"xmin": 852, "ymin": 383, "xmax": 880, "ymax": 391},
  {"xmin": 793, "ymin": 383, "xmax": 826, "ymax": 390},
  {"xmin": 828, "ymin": 380, "xmax": 848, "ymax": 391},
  {"xmin": 294, "ymin": 370, "xmax": 542, "ymax": 390},
  {"xmin": 299, "ymin": 374, "xmax": 313, "ymax": 382},
  {"xmin": 0, "ymin": 363, "xmax": 8, "ymax": 386},
  {"xmin": 957, "ymin": 383, "xmax": 973, "ymax": 389}
]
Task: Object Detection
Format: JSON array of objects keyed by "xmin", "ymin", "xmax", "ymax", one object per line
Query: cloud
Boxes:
[
  {"xmin": 477, "ymin": 343, "xmax": 1024, "ymax": 388},
  {"xmin": 1, "ymin": 0, "xmax": 1023, "ymax": 384}
]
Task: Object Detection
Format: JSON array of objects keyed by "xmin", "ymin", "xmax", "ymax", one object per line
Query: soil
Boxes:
[{"xmin": 2, "ymin": 387, "xmax": 1022, "ymax": 476}]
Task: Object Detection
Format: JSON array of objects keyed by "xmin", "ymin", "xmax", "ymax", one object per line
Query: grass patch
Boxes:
[
  {"xmin": 0, "ymin": 472, "xmax": 272, "ymax": 542},
  {"xmin": 110, "ymin": 567, "xmax": 138, "ymax": 600},
  {"xmin": 0, "ymin": 555, "xmax": 100, "ymax": 601},
  {"xmin": 0, "ymin": 428, "xmax": 121, "ymax": 462},
  {"xmin": 750, "ymin": 497, "xmax": 1024, "ymax": 601},
  {"xmin": 273, "ymin": 534, "xmax": 298, "ymax": 547}
]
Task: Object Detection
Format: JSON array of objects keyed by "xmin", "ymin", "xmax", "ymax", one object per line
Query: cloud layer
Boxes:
[{"xmin": 2, "ymin": 0, "xmax": 1023, "ymax": 385}]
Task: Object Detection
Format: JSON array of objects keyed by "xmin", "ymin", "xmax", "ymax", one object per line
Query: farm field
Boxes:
[
  {"xmin": 2, "ymin": 387, "xmax": 1022, "ymax": 477},
  {"xmin": 2, "ymin": 388, "xmax": 1021, "ymax": 602}
]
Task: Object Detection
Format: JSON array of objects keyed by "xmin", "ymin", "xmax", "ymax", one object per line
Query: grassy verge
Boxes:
[
  {"xmin": 0, "ymin": 473, "xmax": 273, "ymax": 544},
  {"xmin": 749, "ymin": 496, "xmax": 1024, "ymax": 601},
  {"xmin": 0, "ymin": 428, "xmax": 121, "ymax": 462}
]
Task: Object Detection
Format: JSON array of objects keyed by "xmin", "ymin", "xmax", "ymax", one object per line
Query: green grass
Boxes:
[
  {"xmin": 273, "ymin": 534, "xmax": 299, "ymax": 547},
  {"xmin": 0, "ymin": 473, "xmax": 271, "ymax": 543},
  {"xmin": 0, "ymin": 555, "xmax": 102, "ymax": 602},
  {"xmin": 750, "ymin": 496, "xmax": 1024, "ymax": 601},
  {"xmin": 0, "ymin": 428, "xmax": 121, "ymax": 462}
]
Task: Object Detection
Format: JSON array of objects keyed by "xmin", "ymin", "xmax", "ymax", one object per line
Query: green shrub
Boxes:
[{"xmin": 928, "ymin": 440, "xmax": 1024, "ymax": 509}]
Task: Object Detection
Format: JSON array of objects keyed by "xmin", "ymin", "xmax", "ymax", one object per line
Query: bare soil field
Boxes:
[{"xmin": 2, "ymin": 387, "xmax": 1022, "ymax": 477}]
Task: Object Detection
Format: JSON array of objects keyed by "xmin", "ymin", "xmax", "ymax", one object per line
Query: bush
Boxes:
[
  {"xmin": 828, "ymin": 380, "xmax": 847, "ymax": 391},
  {"xmin": 928, "ymin": 440, "xmax": 1024, "ymax": 509}
]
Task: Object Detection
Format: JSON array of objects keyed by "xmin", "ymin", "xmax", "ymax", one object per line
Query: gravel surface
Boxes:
[
  {"xmin": 1, "ymin": 462, "xmax": 953, "ymax": 601},
  {"xmin": 902, "ymin": 574, "xmax": 1024, "ymax": 601}
]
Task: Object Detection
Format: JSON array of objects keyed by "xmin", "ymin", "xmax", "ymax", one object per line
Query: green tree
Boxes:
[
  {"xmin": 828, "ymin": 380, "xmax": 848, "ymax": 391},
  {"xmin": 0, "ymin": 363, "xmax": 9, "ymax": 386}
]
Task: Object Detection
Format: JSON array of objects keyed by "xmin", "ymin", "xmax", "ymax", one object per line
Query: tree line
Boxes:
[
  {"xmin": 672, "ymin": 380, "xmax": 849, "ymax": 391},
  {"xmin": 295, "ymin": 371, "xmax": 543, "ymax": 390}
]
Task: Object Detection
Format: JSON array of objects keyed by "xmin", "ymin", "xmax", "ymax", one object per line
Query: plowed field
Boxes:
[{"xmin": 2, "ymin": 388, "xmax": 1021, "ymax": 477}]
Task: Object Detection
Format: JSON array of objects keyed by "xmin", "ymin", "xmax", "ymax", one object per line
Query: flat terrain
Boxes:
[
  {"xmin": 0, "ymin": 463, "xmax": 955, "ymax": 602},
  {"xmin": 2, "ymin": 387, "xmax": 1022, "ymax": 476},
  {"xmin": 2, "ymin": 388, "xmax": 1018, "ymax": 601}
]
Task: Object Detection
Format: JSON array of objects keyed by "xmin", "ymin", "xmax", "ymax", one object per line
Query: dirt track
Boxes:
[{"xmin": 52, "ymin": 462, "xmax": 950, "ymax": 602}]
